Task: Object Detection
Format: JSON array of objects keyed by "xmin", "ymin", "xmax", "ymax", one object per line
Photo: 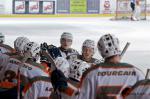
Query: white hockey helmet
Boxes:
[
  {"xmin": 97, "ymin": 34, "xmax": 121, "ymax": 59},
  {"xmin": 0, "ymin": 33, "xmax": 5, "ymax": 43},
  {"xmin": 82, "ymin": 39, "xmax": 96, "ymax": 54},
  {"xmin": 61, "ymin": 32, "xmax": 73, "ymax": 40},
  {"xmin": 14, "ymin": 37, "xmax": 30, "ymax": 52},
  {"xmin": 69, "ymin": 59, "xmax": 90, "ymax": 81},
  {"xmin": 24, "ymin": 42, "xmax": 40, "ymax": 60},
  {"xmin": 55, "ymin": 57, "xmax": 70, "ymax": 78}
]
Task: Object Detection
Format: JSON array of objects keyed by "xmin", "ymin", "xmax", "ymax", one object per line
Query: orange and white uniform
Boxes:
[
  {"xmin": 78, "ymin": 62, "xmax": 145, "ymax": 99},
  {"xmin": 0, "ymin": 53, "xmax": 53, "ymax": 99},
  {"xmin": 124, "ymin": 79, "xmax": 150, "ymax": 99}
]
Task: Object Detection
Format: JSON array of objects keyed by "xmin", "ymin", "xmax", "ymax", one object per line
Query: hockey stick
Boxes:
[
  {"xmin": 145, "ymin": 69, "xmax": 150, "ymax": 79},
  {"xmin": 17, "ymin": 68, "xmax": 21, "ymax": 99},
  {"xmin": 120, "ymin": 42, "xmax": 130, "ymax": 58}
]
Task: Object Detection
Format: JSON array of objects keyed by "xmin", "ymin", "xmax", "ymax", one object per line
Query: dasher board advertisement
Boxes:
[
  {"xmin": 42, "ymin": 1, "xmax": 55, "ymax": 14},
  {"xmin": 29, "ymin": 1, "xmax": 40, "ymax": 14},
  {"xmin": 100, "ymin": 0, "xmax": 116, "ymax": 14},
  {"xmin": 14, "ymin": 1, "xmax": 26, "ymax": 14}
]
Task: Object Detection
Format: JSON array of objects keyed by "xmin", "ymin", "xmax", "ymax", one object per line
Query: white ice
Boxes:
[{"xmin": 0, "ymin": 17, "xmax": 150, "ymax": 74}]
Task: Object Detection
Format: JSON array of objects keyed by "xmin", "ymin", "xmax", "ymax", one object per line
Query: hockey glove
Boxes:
[
  {"xmin": 47, "ymin": 45, "xmax": 62, "ymax": 59},
  {"xmin": 51, "ymin": 69, "xmax": 68, "ymax": 92},
  {"xmin": 40, "ymin": 42, "xmax": 48, "ymax": 51},
  {"xmin": 40, "ymin": 42, "xmax": 49, "ymax": 63}
]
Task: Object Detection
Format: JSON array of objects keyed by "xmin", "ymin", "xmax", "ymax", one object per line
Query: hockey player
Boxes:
[
  {"xmin": 49, "ymin": 59, "xmax": 90, "ymax": 99},
  {"xmin": 0, "ymin": 33, "xmax": 14, "ymax": 54},
  {"xmin": 0, "ymin": 42, "xmax": 52, "ymax": 99},
  {"xmin": 131, "ymin": 0, "xmax": 141, "ymax": 21},
  {"xmin": 67, "ymin": 59, "xmax": 90, "ymax": 99},
  {"xmin": 78, "ymin": 34, "xmax": 145, "ymax": 99},
  {"xmin": 59, "ymin": 32, "xmax": 79, "ymax": 59},
  {"xmin": 77, "ymin": 39, "xmax": 101, "ymax": 65},
  {"xmin": 122, "ymin": 79, "xmax": 150, "ymax": 99},
  {"xmin": 23, "ymin": 45, "xmax": 71, "ymax": 99}
]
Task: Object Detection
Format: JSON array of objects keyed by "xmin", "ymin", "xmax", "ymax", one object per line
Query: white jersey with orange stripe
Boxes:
[
  {"xmin": 0, "ymin": 53, "xmax": 53, "ymax": 99},
  {"xmin": 125, "ymin": 79, "xmax": 150, "ymax": 99},
  {"xmin": 0, "ymin": 53, "xmax": 49, "ymax": 84},
  {"xmin": 78, "ymin": 62, "xmax": 145, "ymax": 99},
  {"xmin": 23, "ymin": 76, "xmax": 53, "ymax": 99}
]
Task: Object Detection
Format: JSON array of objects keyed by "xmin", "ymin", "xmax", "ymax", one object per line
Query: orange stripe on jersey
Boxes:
[
  {"xmin": 40, "ymin": 62, "xmax": 51, "ymax": 74},
  {"xmin": 96, "ymin": 85, "xmax": 123, "ymax": 99},
  {"xmin": 63, "ymin": 86, "xmax": 75, "ymax": 96},
  {"xmin": 0, "ymin": 81, "xmax": 16, "ymax": 89},
  {"xmin": 23, "ymin": 76, "xmax": 51, "ymax": 95},
  {"xmin": 22, "ymin": 83, "xmax": 32, "ymax": 95}
]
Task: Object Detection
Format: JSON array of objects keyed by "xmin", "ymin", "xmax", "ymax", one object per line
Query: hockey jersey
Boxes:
[
  {"xmin": 77, "ymin": 55, "xmax": 101, "ymax": 65},
  {"xmin": 23, "ymin": 76, "xmax": 52, "ymax": 99},
  {"xmin": 0, "ymin": 53, "xmax": 53, "ymax": 99},
  {"xmin": 78, "ymin": 62, "xmax": 145, "ymax": 99},
  {"xmin": 124, "ymin": 79, "xmax": 150, "ymax": 99},
  {"xmin": 59, "ymin": 47, "xmax": 79, "ymax": 59}
]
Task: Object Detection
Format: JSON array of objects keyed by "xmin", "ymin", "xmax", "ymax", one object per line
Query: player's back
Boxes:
[
  {"xmin": 0, "ymin": 54, "xmax": 49, "ymax": 88},
  {"xmin": 79, "ymin": 62, "xmax": 145, "ymax": 99},
  {"xmin": 0, "ymin": 53, "xmax": 52, "ymax": 99}
]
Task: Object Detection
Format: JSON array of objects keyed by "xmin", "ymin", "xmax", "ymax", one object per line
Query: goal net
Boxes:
[{"xmin": 115, "ymin": 0, "xmax": 147, "ymax": 20}]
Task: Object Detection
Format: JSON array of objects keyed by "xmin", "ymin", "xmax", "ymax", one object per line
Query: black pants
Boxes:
[
  {"xmin": 130, "ymin": 2, "xmax": 135, "ymax": 12},
  {"xmin": 0, "ymin": 86, "xmax": 23, "ymax": 99}
]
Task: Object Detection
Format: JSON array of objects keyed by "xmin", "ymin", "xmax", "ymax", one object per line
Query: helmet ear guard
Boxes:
[{"xmin": 97, "ymin": 34, "xmax": 121, "ymax": 59}]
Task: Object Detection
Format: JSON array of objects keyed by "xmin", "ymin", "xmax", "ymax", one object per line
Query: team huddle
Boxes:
[{"xmin": 0, "ymin": 32, "xmax": 149, "ymax": 99}]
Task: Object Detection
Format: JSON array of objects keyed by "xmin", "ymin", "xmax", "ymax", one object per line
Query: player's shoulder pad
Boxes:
[{"xmin": 82, "ymin": 64, "xmax": 100, "ymax": 80}]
